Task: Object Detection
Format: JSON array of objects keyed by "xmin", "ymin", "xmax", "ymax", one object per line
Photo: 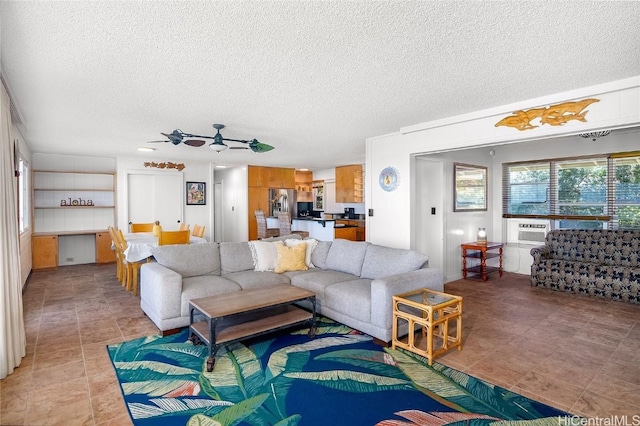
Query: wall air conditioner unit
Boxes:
[{"xmin": 506, "ymin": 218, "xmax": 550, "ymax": 245}]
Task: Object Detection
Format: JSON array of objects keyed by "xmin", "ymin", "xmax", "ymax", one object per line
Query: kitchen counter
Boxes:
[{"xmin": 266, "ymin": 216, "xmax": 361, "ymax": 241}]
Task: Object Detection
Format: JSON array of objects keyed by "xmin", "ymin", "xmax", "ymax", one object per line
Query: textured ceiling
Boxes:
[{"xmin": 2, "ymin": 1, "xmax": 639, "ymax": 170}]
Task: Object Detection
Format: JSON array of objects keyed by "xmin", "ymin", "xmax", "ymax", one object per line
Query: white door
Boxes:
[
  {"xmin": 127, "ymin": 172, "xmax": 183, "ymax": 230},
  {"xmin": 414, "ymin": 158, "xmax": 444, "ymax": 273}
]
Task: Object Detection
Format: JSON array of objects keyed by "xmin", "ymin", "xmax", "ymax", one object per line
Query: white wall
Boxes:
[{"xmin": 366, "ymin": 76, "xmax": 640, "ymax": 280}]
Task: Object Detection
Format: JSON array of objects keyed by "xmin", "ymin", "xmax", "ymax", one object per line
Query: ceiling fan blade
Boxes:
[
  {"xmin": 229, "ymin": 146, "xmax": 249, "ymax": 150},
  {"xmin": 161, "ymin": 131, "xmax": 183, "ymax": 145},
  {"xmin": 183, "ymin": 139, "xmax": 206, "ymax": 147},
  {"xmin": 249, "ymin": 141, "xmax": 275, "ymax": 153},
  {"xmin": 147, "ymin": 140, "xmax": 169, "ymax": 143}
]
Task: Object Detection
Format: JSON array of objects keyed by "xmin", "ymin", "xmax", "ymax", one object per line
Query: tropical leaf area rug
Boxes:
[{"xmin": 108, "ymin": 318, "xmax": 568, "ymax": 426}]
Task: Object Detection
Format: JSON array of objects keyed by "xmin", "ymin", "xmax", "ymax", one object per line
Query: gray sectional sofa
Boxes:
[{"xmin": 139, "ymin": 236, "xmax": 443, "ymax": 343}]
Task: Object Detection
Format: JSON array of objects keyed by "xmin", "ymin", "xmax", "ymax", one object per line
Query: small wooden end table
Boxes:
[
  {"xmin": 392, "ymin": 288, "xmax": 463, "ymax": 366},
  {"xmin": 189, "ymin": 284, "xmax": 316, "ymax": 372},
  {"xmin": 461, "ymin": 241, "xmax": 504, "ymax": 281}
]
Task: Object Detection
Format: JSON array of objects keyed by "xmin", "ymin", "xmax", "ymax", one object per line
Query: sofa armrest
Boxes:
[
  {"xmin": 370, "ymin": 268, "xmax": 444, "ymax": 331},
  {"xmin": 530, "ymin": 245, "xmax": 551, "ymax": 263},
  {"xmin": 140, "ymin": 262, "xmax": 183, "ymax": 320}
]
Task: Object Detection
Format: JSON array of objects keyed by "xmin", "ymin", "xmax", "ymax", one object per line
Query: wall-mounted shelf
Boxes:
[
  {"xmin": 32, "ymin": 171, "xmax": 116, "ymax": 233},
  {"xmin": 32, "ymin": 170, "xmax": 117, "ymax": 269}
]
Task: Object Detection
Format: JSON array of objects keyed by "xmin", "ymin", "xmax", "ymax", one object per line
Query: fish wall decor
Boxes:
[{"xmin": 495, "ymin": 98, "xmax": 599, "ymax": 131}]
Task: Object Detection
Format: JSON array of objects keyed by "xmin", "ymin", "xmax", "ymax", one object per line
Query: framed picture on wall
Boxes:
[
  {"xmin": 186, "ymin": 181, "xmax": 206, "ymax": 205},
  {"xmin": 454, "ymin": 163, "xmax": 487, "ymax": 212}
]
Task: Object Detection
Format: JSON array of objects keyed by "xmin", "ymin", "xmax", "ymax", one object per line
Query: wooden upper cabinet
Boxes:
[
  {"xmin": 248, "ymin": 166, "xmax": 295, "ymax": 188},
  {"xmin": 248, "ymin": 166, "xmax": 269, "ymax": 187},
  {"xmin": 281, "ymin": 168, "xmax": 295, "ymax": 189},
  {"xmin": 335, "ymin": 165, "xmax": 364, "ymax": 203},
  {"xmin": 295, "ymin": 171, "xmax": 313, "ymax": 191},
  {"xmin": 268, "ymin": 168, "xmax": 283, "ymax": 188}
]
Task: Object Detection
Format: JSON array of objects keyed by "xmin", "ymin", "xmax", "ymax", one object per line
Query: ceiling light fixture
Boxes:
[
  {"xmin": 578, "ymin": 130, "xmax": 611, "ymax": 141},
  {"xmin": 137, "ymin": 147, "xmax": 156, "ymax": 152}
]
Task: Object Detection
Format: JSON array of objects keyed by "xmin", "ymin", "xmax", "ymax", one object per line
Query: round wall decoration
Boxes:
[{"xmin": 379, "ymin": 166, "xmax": 400, "ymax": 192}]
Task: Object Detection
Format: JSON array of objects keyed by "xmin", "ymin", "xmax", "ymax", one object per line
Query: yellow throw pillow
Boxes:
[{"xmin": 274, "ymin": 241, "xmax": 308, "ymax": 273}]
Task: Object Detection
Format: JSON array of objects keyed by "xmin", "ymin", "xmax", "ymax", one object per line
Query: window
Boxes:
[
  {"xmin": 503, "ymin": 152, "xmax": 640, "ymax": 230},
  {"xmin": 17, "ymin": 155, "xmax": 29, "ymax": 233}
]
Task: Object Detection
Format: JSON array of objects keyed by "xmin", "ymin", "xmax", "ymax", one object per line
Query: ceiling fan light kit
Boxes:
[{"xmin": 148, "ymin": 123, "xmax": 274, "ymax": 153}]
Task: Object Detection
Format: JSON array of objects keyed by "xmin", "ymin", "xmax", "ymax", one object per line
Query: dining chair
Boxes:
[
  {"xmin": 158, "ymin": 229, "xmax": 191, "ymax": 246},
  {"xmin": 192, "ymin": 224, "xmax": 206, "ymax": 238},
  {"xmin": 277, "ymin": 211, "xmax": 308, "ymax": 238},
  {"xmin": 117, "ymin": 229, "xmax": 146, "ymax": 296},
  {"xmin": 179, "ymin": 223, "xmax": 190, "ymax": 231},
  {"xmin": 255, "ymin": 210, "xmax": 279, "ymax": 239},
  {"xmin": 130, "ymin": 222, "xmax": 155, "ymax": 233},
  {"xmin": 108, "ymin": 226, "xmax": 125, "ymax": 285}
]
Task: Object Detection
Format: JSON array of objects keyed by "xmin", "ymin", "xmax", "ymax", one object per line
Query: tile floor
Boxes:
[{"xmin": 1, "ymin": 264, "xmax": 639, "ymax": 425}]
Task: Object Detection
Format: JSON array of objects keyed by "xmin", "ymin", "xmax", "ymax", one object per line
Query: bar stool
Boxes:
[
  {"xmin": 277, "ymin": 211, "xmax": 309, "ymax": 238},
  {"xmin": 255, "ymin": 210, "xmax": 279, "ymax": 239}
]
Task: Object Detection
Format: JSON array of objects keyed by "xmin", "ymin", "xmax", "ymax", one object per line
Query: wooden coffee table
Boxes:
[{"xmin": 188, "ymin": 284, "xmax": 317, "ymax": 371}]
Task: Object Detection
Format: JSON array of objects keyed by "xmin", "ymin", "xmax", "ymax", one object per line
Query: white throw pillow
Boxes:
[
  {"xmin": 248, "ymin": 241, "xmax": 278, "ymax": 271},
  {"xmin": 284, "ymin": 238, "xmax": 317, "ymax": 268}
]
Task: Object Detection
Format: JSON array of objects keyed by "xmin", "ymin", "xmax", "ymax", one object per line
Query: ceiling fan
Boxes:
[{"xmin": 147, "ymin": 124, "xmax": 275, "ymax": 153}]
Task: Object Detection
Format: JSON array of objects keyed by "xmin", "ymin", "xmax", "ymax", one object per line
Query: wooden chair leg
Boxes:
[{"xmin": 132, "ymin": 263, "xmax": 142, "ymax": 296}]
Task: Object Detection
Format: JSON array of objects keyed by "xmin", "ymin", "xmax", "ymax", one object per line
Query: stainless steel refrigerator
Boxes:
[{"xmin": 268, "ymin": 188, "xmax": 296, "ymax": 217}]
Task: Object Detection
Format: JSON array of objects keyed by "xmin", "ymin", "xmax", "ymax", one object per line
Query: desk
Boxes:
[
  {"xmin": 461, "ymin": 241, "xmax": 504, "ymax": 281},
  {"xmin": 122, "ymin": 232, "xmax": 206, "ymax": 262}
]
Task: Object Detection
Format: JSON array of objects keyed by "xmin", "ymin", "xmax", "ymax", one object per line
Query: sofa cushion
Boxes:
[
  {"xmin": 274, "ymin": 241, "xmax": 308, "ymax": 273},
  {"xmin": 360, "ymin": 245, "xmax": 428, "ymax": 279},
  {"xmin": 248, "ymin": 241, "xmax": 278, "ymax": 271},
  {"xmin": 220, "ymin": 242, "xmax": 255, "ymax": 274},
  {"xmin": 262, "ymin": 234, "xmax": 303, "ymax": 242},
  {"xmin": 150, "ymin": 242, "xmax": 221, "ymax": 278},
  {"xmin": 325, "ymin": 239, "xmax": 369, "ymax": 276},
  {"xmin": 324, "ymin": 279, "xmax": 372, "ymax": 324},
  {"xmin": 223, "ymin": 270, "xmax": 292, "ymax": 290},
  {"xmin": 180, "ymin": 275, "xmax": 242, "ymax": 316},
  {"xmin": 285, "ymin": 238, "xmax": 318, "ymax": 268},
  {"xmin": 311, "ymin": 240, "xmax": 332, "ymax": 269},
  {"xmin": 289, "ymin": 269, "xmax": 360, "ymax": 302}
]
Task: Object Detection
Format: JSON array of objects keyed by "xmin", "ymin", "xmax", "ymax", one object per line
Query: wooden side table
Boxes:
[
  {"xmin": 461, "ymin": 241, "xmax": 504, "ymax": 281},
  {"xmin": 392, "ymin": 288, "xmax": 463, "ymax": 366}
]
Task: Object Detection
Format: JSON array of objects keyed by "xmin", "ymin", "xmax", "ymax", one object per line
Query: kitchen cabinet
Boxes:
[
  {"xmin": 248, "ymin": 166, "xmax": 270, "ymax": 187},
  {"xmin": 295, "ymin": 170, "xmax": 313, "ymax": 202},
  {"xmin": 335, "ymin": 165, "xmax": 363, "ymax": 203},
  {"xmin": 334, "ymin": 226, "xmax": 357, "ymax": 241},
  {"xmin": 247, "ymin": 166, "xmax": 295, "ymax": 240},
  {"xmin": 96, "ymin": 231, "xmax": 117, "ymax": 263},
  {"xmin": 248, "ymin": 187, "xmax": 270, "ymax": 240},
  {"xmin": 32, "ymin": 235, "xmax": 58, "ymax": 269},
  {"xmin": 248, "ymin": 166, "xmax": 295, "ymax": 188}
]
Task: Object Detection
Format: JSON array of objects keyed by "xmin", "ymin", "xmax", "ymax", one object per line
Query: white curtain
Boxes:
[{"xmin": 0, "ymin": 82, "xmax": 25, "ymax": 379}]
